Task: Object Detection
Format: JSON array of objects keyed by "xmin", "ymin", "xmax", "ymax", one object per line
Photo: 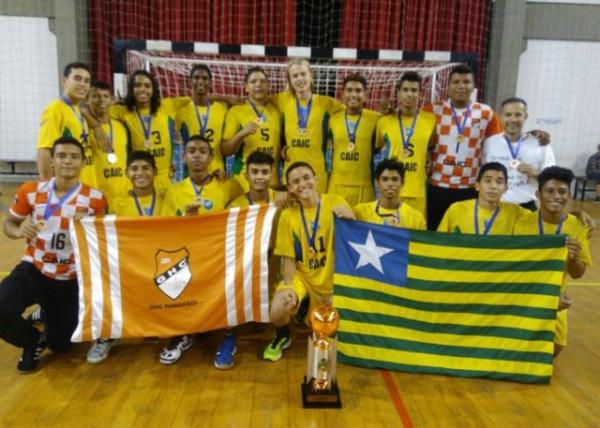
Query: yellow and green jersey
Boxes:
[
  {"xmin": 328, "ymin": 108, "xmax": 381, "ymax": 186},
  {"xmin": 161, "ymin": 176, "xmax": 242, "ymax": 216},
  {"xmin": 109, "ymin": 189, "xmax": 165, "ymax": 217},
  {"xmin": 227, "ymin": 189, "xmax": 278, "ymax": 209},
  {"xmin": 376, "ymin": 110, "xmax": 436, "ymax": 199},
  {"xmin": 37, "ymin": 98, "xmax": 97, "ymax": 187},
  {"xmin": 514, "ymin": 211, "xmax": 591, "ymax": 292},
  {"xmin": 437, "ymin": 199, "xmax": 524, "ymax": 235},
  {"xmin": 272, "ymin": 91, "xmax": 344, "ymax": 193},
  {"xmin": 90, "ymin": 119, "xmax": 130, "ymax": 205},
  {"xmin": 353, "ymin": 200, "xmax": 426, "ymax": 230},
  {"xmin": 274, "ymin": 193, "xmax": 349, "ymax": 300},
  {"xmin": 176, "ymin": 101, "xmax": 229, "ymax": 174},
  {"xmin": 222, "ymin": 101, "xmax": 282, "ymax": 190},
  {"xmin": 110, "ymin": 97, "xmax": 190, "ymax": 193}
]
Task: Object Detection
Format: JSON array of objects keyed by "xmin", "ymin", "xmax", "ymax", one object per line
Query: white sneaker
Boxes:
[
  {"xmin": 87, "ymin": 339, "xmax": 118, "ymax": 364},
  {"xmin": 159, "ymin": 335, "xmax": 193, "ymax": 364}
]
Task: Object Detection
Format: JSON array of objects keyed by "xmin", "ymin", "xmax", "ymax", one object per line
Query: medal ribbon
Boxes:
[
  {"xmin": 246, "ymin": 191, "xmax": 270, "ymax": 205},
  {"xmin": 300, "ymin": 198, "xmax": 321, "ymax": 251},
  {"xmin": 190, "ymin": 175, "xmax": 211, "ymax": 197},
  {"xmin": 295, "ymin": 96, "xmax": 313, "ymax": 131},
  {"xmin": 398, "ymin": 111, "xmax": 418, "ymax": 151},
  {"xmin": 375, "ymin": 200, "xmax": 400, "ymax": 224},
  {"xmin": 249, "ymin": 100, "xmax": 266, "ymax": 122},
  {"xmin": 474, "ymin": 200, "xmax": 500, "ymax": 235},
  {"xmin": 135, "ymin": 108, "xmax": 152, "ymax": 142},
  {"xmin": 537, "ymin": 211, "xmax": 565, "ymax": 235},
  {"xmin": 61, "ymin": 96, "xmax": 88, "ymax": 143},
  {"xmin": 194, "ymin": 102, "xmax": 211, "ymax": 136},
  {"xmin": 344, "ymin": 111, "xmax": 362, "ymax": 144},
  {"xmin": 106, "ymin": 120, "xmax": 114, "ymax": 154},
  {"xmin": 43, "ymin": 178, "xmax": 81, "ymax": 220},
  {"xmin": 503, "ymin": 134, "xmax": 525, "ymax": 161},
  {"xmin": 132, "ymin": 191, "xmax": 156, "ymax": 216},
  {"xmin": 450, "ymin": 102, "xmax": 471, "ymax": 152}
]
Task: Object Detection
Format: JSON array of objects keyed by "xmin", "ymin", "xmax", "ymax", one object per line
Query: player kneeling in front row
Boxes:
[
  {"xmin": 514, "ymin": 166, "xmax": 591, "ymax": 357},
  {"xmin": 86, "ymin": 150, "xmax": 163, "ymax": 363},
  {"xmin": 353, "ymin": 158, "xmax": 426, "ymax": 230},
  {"xmin": 0, "ymin": 137, "xmax": 107, "ymax": 373},
  {"xmin": 159, "ymin": 135, "xmax": 242, "ymax": 365},
  {"xmin": 263, "ymin": 162, "xmax": 355, "ymax": 361},
  {"xmin": 437, "ymin": 162, "xmax": 523, "ymax": 235},
  {"xmin": 209, "ymin": 150, "xmax": 282, "ymax": 369}
]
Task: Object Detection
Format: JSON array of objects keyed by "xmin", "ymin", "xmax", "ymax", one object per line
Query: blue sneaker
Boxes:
[{"xmin": 214, "ymin": 334, "xmax": 237, "ymax": 369}]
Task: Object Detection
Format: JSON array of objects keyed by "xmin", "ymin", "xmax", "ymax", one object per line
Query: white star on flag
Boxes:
[{"xmin": 349, "ymin": 230, "xmax": 394, "ymax": 274}]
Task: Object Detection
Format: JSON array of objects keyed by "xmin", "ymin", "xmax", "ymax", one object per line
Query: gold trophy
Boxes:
[{"xmin": 301, "ymin": 305, "xmax": 342, "ymax": 408}]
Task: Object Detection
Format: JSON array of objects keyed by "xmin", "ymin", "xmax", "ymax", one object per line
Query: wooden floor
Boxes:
[{"xmin": 0, "ymin": 182, "xmax": 599, "ymax": 428}]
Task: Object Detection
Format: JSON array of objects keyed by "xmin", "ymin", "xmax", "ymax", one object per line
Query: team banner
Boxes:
[
  {"xmin": 69, "ymin": 205, "xmax": 277, "ymax": 342},
  {"xmin": 333, "ymin": 218, "xmax": 567, "ymax": 384}
]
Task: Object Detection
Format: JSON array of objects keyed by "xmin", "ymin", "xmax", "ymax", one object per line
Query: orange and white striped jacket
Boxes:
[{"xmin": 69, "ymin": 204, "xmax": 277, "ymax": 341}]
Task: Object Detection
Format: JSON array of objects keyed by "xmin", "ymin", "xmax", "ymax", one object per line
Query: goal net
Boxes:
[{"xmin": 123, "ymin": 50, "xmax": 459, "ymax": 110}]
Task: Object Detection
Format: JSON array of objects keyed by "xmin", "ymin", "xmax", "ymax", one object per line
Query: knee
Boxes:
[
  {"xmin": 0, "ymin": 312, "xmax": 20, "ymax": 329},
  {"xmin": 269, "ymin": 294, "xmax": 296, "ymax": 327}
]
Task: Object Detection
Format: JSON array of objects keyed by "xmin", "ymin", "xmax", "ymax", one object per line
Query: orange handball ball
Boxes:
[{"xmin": 309, "ymin": 305, "xmax": 340, "ymax": 337}]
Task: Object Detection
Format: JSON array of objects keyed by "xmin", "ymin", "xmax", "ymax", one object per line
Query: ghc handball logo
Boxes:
[{"xmin": 153, "ymin": 248, "xmax": 192, "ymax": 300}]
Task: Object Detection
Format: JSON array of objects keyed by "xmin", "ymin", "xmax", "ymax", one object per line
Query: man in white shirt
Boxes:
[{"xmin": 482, "ymin": 97, "xmax": 555, "ymax": 211}]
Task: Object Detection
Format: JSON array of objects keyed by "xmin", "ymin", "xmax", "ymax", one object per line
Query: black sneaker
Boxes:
[
  {"xmin": 17, "ymin": 335, "xmax": 47, "ymax": 373},
  {"xmin": 26, "ymin": 307, "xmax": 45, "ymax": 325}
]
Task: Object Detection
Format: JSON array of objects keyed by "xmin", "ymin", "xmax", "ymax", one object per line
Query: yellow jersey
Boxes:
[
  {"xmin": 328, "ymin": 108, "xmax": 381, "ymax": 186},
  {"xmin": 353, "ymin": 200, "xmax": 426, "ymax": 230},
  {"xmin": 272, "ymin": 92, "xmax": 344, "ymax": 192},
  {"xmin": 376, "ymin": 110, "xmax": 436, "ymax": 198},
  {"xmin": 110, "ymin": 97, "xmax": 190, "ymax": 193},
  {"xmin": 437, "ymin": 199, "xmax": 523, "ymax": 235},
  {"xmin": 514, "ymin": 211, "xmax": 592, "ymax": 346},
  {"xmin": 514, "ymin": 212, "xmax": 591, "ymax": 291},
  {"xmin": 37, "ymin": 98, "xmax": 96, "ymax": 187},
  {"xmin": 274, "ymin": 193, "xmax": 350, "ymax": 299},
  {"xmin": 227, "ymin": 189, "xmax": 277, "ymax": 209},
  {"xmin": 90, "ymin": 119, "xmax": 130, "ymax": 205},
  {"xmin": 222, "ymin": 101, "xmax": 282, "ymax": 190},
  {"xmin": 176, "ymin": 101, "xmax": 229, "ymax": 174},
  {"xmin": 161, "ymin": 176, "xmax": 242, "ymax": 216},
  {"xmin": 109, "ymin": 190, "xmax": 165, "ymax": 217}
]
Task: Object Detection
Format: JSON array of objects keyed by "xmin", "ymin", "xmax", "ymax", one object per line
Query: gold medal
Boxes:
[
  {"xmin": 107, "ymin": 153, "xmax": 118, "ymax": 164},
  {"xmin": 307, "ymin": 247, "xmax": 317, "ymax": 258},
  {"xmin": 254, "ymin": 117, "xmax": 264, "ymax": 126},
  {"xmin": 347, "ymin": 143, "xmax": 356, "ymax": 152},
  {"xmin": 144, "ymin": 139, "xmax": 151, "ymax": 148},
  {"xmin": 195, "ymin": 196, "xmax": 204, "ymax": 206},
  {"xmin": 298, "ymin": 128, "xmax": 308, "ymax": 136},
  {"xmin": 389, "ymin": 216, "xmax": 399, "ymax": 226},
  {"xmin": 402, "ymin": 149, "xmax": 411, "ymax": 158},
  {"xmin": 457, "ymin": 135, "xmax": 465, "ymax": 143},
  {"xmin": 510, "ymin": 159, "xmax": 521, "ymax": 169}
]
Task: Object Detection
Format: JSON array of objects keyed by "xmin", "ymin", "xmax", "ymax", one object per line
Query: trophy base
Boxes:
[{"xmin": 301, "ymin": 377, "xmax": 342, "ymax": 409}]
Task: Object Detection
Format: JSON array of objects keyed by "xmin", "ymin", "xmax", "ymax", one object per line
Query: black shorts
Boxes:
[
  {"xmin": 426, "ymin": 184, "xmax": 478, "ymax": 230},
  {"xmin": 0, "ymin": 261, "xmax": 78, "ymax": 351}
]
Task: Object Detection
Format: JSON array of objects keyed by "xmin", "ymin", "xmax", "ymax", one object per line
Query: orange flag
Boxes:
[{"xmin": 69, "ymin": 205, "xmax": 277, "ymax": 342}]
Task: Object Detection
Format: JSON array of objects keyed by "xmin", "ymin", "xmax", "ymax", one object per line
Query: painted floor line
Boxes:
[{"xmin": 381, "ymin": 369, "xmax": 414, "ymax": 428}]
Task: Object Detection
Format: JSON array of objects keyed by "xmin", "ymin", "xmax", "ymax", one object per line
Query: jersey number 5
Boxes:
[{"xmin": 261, "ymin": 128, "xmax": 270, "ymax": 142}]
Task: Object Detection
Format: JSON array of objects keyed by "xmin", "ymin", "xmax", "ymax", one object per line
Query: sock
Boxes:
[{"xmin": 275, "ymin": 325, "xmax": 290, "ymax": 338}]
